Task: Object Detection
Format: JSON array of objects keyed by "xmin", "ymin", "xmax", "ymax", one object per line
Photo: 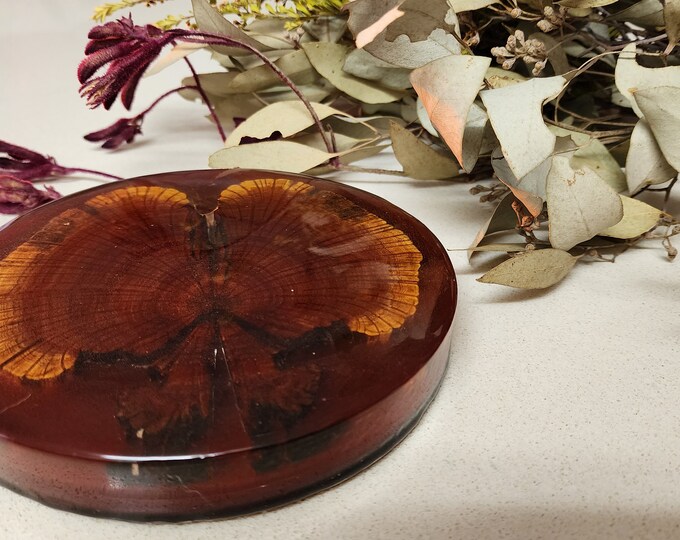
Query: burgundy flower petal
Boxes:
[
  {"xmin": 77, "ymin": 42, "xmax": 136, "ymax": 84},
  {"xmin": 84, "ymin": 118, "xmax": 131, "ymax": 141},
  {"xmin": 0, "ymin": 141, "xmax": 60, "ymax": 181},
  {"xmin": 120, "ymin": 57, "xmax": 157, "ymax": 110},
  {"xmin": 0, "ymin": 140, "xmax": 46, "ymax": 162},
  {"xmin": 84, "ymin": 118, "xmax": 142, "ymax": 149},
  {"xmin": 78, "ymin": 16, "xmax": 177, "ymax": 109},
  {"xmin": 0, "ymin": 175, "xmax": 61, "ymax": 214}
]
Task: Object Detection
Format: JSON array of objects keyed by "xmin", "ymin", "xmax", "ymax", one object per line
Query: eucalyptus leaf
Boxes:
[
  {"xmin": 626, "ymin": 119, "xmax": 677, "ymax": 194},
  {"xmin": 417, "ymin": 98, "xmax": 439, "ymax": 137},
  {"xmin": 462, "ymin": 103, "xmax": 489, "ymax": 172},
  {"xmin": 349, "ymin": 0, "xmax": 407, "ymax": 48},
  {"xmin": 210, "ymin": 94, "xmax": 266, "ymax": 128},
  {"xmin": 184, "ymin": 72, "xmax": 239, "ymax": 98},
  {"xmin": 191, "ymin": 0, "xmax": 271, "ymax": 56},
  {"xmin": 481, "ymin": 76, "xmax": 566, "ymax": 180},
  {"xmin": 600, "ymin": 196, "xmax": 664, "ymax": 239},
  {"xmin": 448, "ymin": 0, "xmax": 498, "ymax": 11},
  {"xmin": 491, "ymin": 146, "xmax": 550, "ymax": 204},
  {"xmin": 209, "ymin": 141, "xmax": 333, "ymax": 173},
  {"xmin": 301, "ymin": 42, "xmax": 404, "ymax": 104},
  {"xmin": 549, "ymin": 125, "xmax": 627, "ymax": 192},
  {"xmin": 346, "ymin": 0, "xmax": 461, "ymax": 69},
  {"xmin": 615, "ymin": 44, "xmax": 680, "ymax": 116},
  {"xmin": 610, "ymin": 0, "xmax": 665, "ymax": 27},
  {"xmin": 546, "ymin": 155, "xmax": 624, "ymax": 250},
  {"xmin": 227, "ymin": 50, "xmax": 318, "ymax": 94},
  {"xmin": 559, "ymin": 0, "xmax": 617, "ymax": 7},
  {"xmin": 343, "ymin": 49, "xmax": 413, "ymax": 90},
  {"xmin": 477, "ymin": 249, "xmax": 578, "ymax": 289},
  {"xmin": 484, "ymin": 67, "xmax": 527, "ymax": 89},
  {"xmin": 225, "ymin": 101, "xmax": 345, "ymax": 147},
  {"xmin": 411, "ymin": 55, "xmax": 491, "ymax": 172},
  {"xmin": 633, "ymin": 86, "xmax": 680, "ymax": 171},
  {"xmin": 664, "ymin": 0, "xmax": 680, "ymax": 53},
  {"xmin": 294, "ymin": 132, "xmax": 362, "ymax": 152},
  {"xmin": 389, "ymin": 122, "xmax": 459, "ymax": 179},
  {"xmin": 339, "ymin": 143, "xmax": 390, "ymax": 163}
]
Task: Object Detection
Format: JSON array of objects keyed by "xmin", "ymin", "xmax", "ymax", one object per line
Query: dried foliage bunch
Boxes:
[{"xmin": 3, "ymin": 0, "xmax": 680, "ymax": 289}]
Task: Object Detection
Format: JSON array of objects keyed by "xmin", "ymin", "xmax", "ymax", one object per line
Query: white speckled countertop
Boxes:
[{"xmin": 2, "ymin": 3, "xmax": 680, "ymax": 538}]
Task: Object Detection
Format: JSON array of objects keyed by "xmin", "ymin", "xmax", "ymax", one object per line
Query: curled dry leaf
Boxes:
[
  {"xmin": 626, "ymin": 119, "xmax": 677, "ymax": 194},
  {"xmin": 468, "ymin": 193, "xmax": 518, "ymax": 260},
  {"xmin": 481, "ymin": 76, "xmax": 566, "ymax": 180},
  {"xmin": 411, "ymin": 55, "xmax": 491, "ymax": 172},
  {"xmin": 477, "ymin": 249, "xmax": 578, "ymax": 289},
  {"xmin": 491, "ymin": 136, "xmax": 577, "ymax": 215},
  {"xmin": 600, "ymin": 196, "xmax": 664, "ymax": 239},
  {"xmin": 462, "ymin": 103, "xmax": 489, "ymax": 172},
  {"xmin": 346, "ymin": 0, "xmax": 461, "ymax": 69},
  {"xmin": 615, "ymin": 44, "xmax": 680, "ymax": 116},
  {"xmin": 191, "ymin": 0, "xmax": 271, "ymax": 56},
  {"xmin": 491, "ymin": 147, "xmax": 548, "ymax": 209},
  {"xmin": 417, "ymin": 98, "xmax": 438, "ymax": 137},
  {"xmin": 633, "ymin": 86, "xmax": 680, "ymax": 171},
  {"xmin": 549, "ymin": 125, "xmax": 627, "ymax": 192},
  {"xmin": 209, "ymin": 141, "xmax": 333, "ymax": 173},
  {"xmin": 225, "ymin": 102, "xmax": 345, "ymax": 147},
  {"xmin": 389, "ymin": 122, "xmax": 459, "ymax": 179},
  {"xmin": 301, "ymin": 42, "xmax": 404, "ymax": 104},
  {"xmin": 546, "ymin": 154, "xmax": 623, "ymax": 250}
]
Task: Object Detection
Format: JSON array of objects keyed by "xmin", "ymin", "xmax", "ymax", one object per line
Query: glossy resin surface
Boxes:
[{"xmin": 0, "ymin": 169, "xmax": 456, "ymax": 520}]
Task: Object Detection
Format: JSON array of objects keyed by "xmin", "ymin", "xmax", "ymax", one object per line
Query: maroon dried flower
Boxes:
[
  {"xmin": 0, "ymin": 175, "xmax": 61, "ymax": 214},
  {"xmin": 78, "ymin": 16, "xmax": 176, "ymax": 110},
  {"xmin": 84, "ymin": 117, "xmax": 143, "ymax": 149},
  {"xmin": 1, "ymin": 140, "xmax": 123, "ymax": 182},
  {"xmin": 0, "ymin": 140, "xmax": 62, "ymax": 181}
]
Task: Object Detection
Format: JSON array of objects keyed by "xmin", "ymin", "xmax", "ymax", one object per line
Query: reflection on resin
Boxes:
[
  {"xmin": 0, "ymin": 170, "xmax": 456, "ymax": 519},
  {"xmin": 0, "ymin": 177, "xmax": 423, "ymax": 450}
]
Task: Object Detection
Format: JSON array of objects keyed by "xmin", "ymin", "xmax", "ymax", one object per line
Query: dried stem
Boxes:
[
  {"xmin": 183, "ymin": 57, "xmax": 227, "ymax": 142},
  {"xmin": 139, "ymin": 85, "xmax": 198, "ymax": 117},
  {"xmin": 56, "ymin": 166, "xmax": 123, "ymax": 181},
  {"xmin": 179, "ymin": 31, "xmax": 334, "ymax": 154}
]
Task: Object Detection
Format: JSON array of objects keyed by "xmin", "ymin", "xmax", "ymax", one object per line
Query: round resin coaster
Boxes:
[{"xmin": 0, "ymin": 169, "xmax": 456, "ymax": 521}]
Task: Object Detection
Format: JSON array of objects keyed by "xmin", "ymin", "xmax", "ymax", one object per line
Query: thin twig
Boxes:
[
  {"xmin": 183, "ymin": 57, "xmax": 227, "ymax": 142},
  {"xmin": 138, "ymin": 85, "xmax": 198, "ymax": 117},
  {"xmin": 57, "ymin": 167, "xmax": 123, "ymax": 181}
]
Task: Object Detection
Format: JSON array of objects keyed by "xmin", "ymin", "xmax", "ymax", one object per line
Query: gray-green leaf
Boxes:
[{"xmin": 478, "ymin": 249, "xmax": 578, "ymax": 289}]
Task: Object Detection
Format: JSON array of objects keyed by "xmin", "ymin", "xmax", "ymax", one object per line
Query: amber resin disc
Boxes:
[{"xmin": 0, "ymin": 169, "xmax": 456, "ymax": 521}]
